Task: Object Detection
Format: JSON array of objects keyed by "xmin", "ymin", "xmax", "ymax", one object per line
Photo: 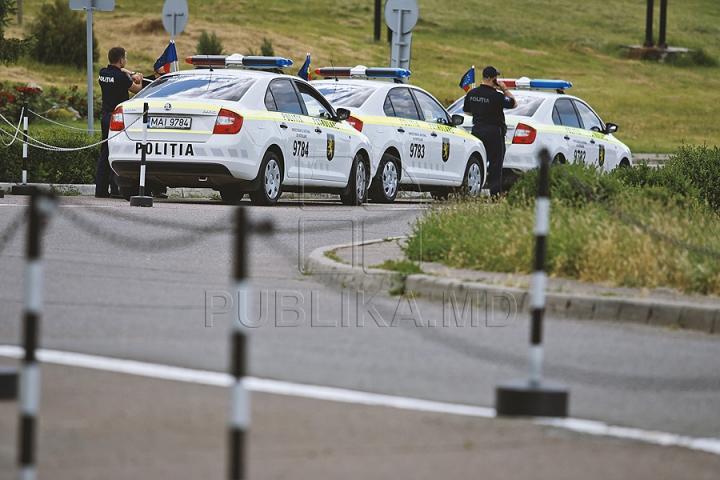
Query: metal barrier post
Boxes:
[
  {"xmin": 495, "ymin": 149, "xmax": 569, "ymax": 417},
  {"xmin": 228, "ymin": 207, "xmax": 271, "ymax": 480},
  {"xmin": 12, "ymin": 103, "xmax": 35, "ymax": 196},
  {"xmin": 18, "ymin": 188, "xmax": 57, "ymax": 480},
  {"xmin": 130, "ymin": 103, "xmax": 153, "ymax": 207}
]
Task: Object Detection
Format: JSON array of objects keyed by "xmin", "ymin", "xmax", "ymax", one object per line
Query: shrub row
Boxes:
[{"xmin": 0, "ymin": 128, "xmax": 100, "ymax": 184}]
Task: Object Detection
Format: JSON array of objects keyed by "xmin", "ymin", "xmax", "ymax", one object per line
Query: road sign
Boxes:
[
  {"xmin": 162, "ymin": 0, "xmax": 189, "ymax": 38},
  {"xmin": 384, "ymin": 0, "xmax": 418, "ymax": 34},
  {"xmin": 69, "ymin": 0, "xmax": 115, "ymax": 11}
]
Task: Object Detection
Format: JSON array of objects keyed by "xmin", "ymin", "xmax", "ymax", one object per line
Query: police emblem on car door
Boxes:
[
  {"xmin": 442, "ymin": 138, "xmax": 450, "ymax": 162},
  {"xmin": 326, "ymin": 133, "xmax": 335, "ymax": 160},
  {"xmin": 598, "ymin": 144, "xmax": 605, "ymax": 167}
]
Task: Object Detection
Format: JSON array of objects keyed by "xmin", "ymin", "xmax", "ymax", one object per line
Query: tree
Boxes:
[
  {"xmin": 0, "ymin": 0, "xmax": 35, "ymax": 65},
  {"xmin": 29, "ymin": 0, "xmax": 98, "ymax": 69}
]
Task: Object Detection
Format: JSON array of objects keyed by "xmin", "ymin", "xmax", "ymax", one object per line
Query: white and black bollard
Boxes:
[
  {"xmin": 228, "ymin": 208, "xmax": 272, "ymax": 480},
  {"xmin": 130, "ymin": 103, "xmax": 153, "ymax": 207},
  {"xmin": 495, "ymin": 149, "xmax": 569, "ymax": 417},
  {"xmin": 18, "ymin": 188, "xmax": 57, "ymax": 480},
  {"xmin": 12, "ymin": 102, "xmax": 35, "ymax": 196}
]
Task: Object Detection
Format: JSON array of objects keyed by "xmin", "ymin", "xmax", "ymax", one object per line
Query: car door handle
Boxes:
[
  {"xmin": 397, "ymin": 128, "xmax": 405, "ymax": 133},
  {"xmin": 315, "ymin": 128, "xmax": 322, "ymax": 133},
  {"xmin": 564, "ymin": 135, "xmax": 570, "ymax": 140},
  {"xmin": 431, "ymin": 132, "xmax": 438, "ymax": 137},
  {"xmin": 590, "ymin": 139, "xmax": 596, "ymax": 144},
  {"xmin": 280, "ymin": 123, "xmax": 288, "ymax": 129}
]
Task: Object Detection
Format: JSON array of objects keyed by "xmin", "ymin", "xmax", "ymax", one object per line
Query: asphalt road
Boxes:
[{"xmin": 1, "ymin": 194, "xmax": 719, "ymax": 443}]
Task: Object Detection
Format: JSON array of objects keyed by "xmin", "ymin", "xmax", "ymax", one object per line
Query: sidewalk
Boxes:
[{"xmin": 308, "ymin": 239, "xmax": 720, "ymax": 335}]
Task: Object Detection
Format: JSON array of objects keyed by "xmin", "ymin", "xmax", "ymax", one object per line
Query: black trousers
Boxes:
[{"xmin": 472, "ymin": 125, "xmax": 506, "ymax": 196}]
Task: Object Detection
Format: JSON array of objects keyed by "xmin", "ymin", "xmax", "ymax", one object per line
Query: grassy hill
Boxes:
[{"xmin": 2, "ymin": 0, "xmax": 719, "ymax": 153}]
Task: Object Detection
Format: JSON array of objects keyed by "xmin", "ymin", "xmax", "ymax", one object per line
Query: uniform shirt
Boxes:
[
  {"xmin": 463, "ymin": 84, "xmax": 515, "ymax": 128},
  {"xmin": 98, "ymin": 65, "xmax": 133, "ymax": 113}
]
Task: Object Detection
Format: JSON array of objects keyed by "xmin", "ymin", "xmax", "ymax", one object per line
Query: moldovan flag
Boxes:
[
  {"xmin": 298, "ymin": 53, "xmax": 311, "ymax": 81},
  {"xmin": 154, "ymin": 41, "xmax": 179, "ymax": 74},
  {"xmin": 459, "ymin": 66, "xmax": 475, "ymax": 92}
]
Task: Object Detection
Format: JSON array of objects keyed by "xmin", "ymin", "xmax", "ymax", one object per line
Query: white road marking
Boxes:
[{"xmin": 1, "ymin": 344, "xmax": 719, "ymax": 456}]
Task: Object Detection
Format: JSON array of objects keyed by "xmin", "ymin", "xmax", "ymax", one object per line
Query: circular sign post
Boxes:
[
  {"xmin": 384, "ymin": 0, "xmax": 418, "ymax": 33},
  {"xmin": 162, "ymin": 0, "xmax": 189, "ymax": 41}
]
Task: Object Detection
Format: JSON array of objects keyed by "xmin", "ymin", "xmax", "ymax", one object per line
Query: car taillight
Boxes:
[
  {"xmin": 213, "ymin": 109, "xmax": 243, "ymax": 134},
  {"xmin": 512, "ymin": 123, "xmax": 537, "ymax": 144},
  {"xmin": 109, "ymin": 106, "xmax": 125, "ymax": 131},
  {"xmin": 346, "ymin": 115, "xmax": 363, "ymax": 132}
]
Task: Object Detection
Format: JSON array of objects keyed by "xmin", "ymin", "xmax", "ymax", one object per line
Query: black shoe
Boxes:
[
  {"xmin": 110, "ymin": 193, "xmax": 124, "ymax": 199},
  {"xmin": 95, "ymin": 192, "xmax": 111, "ymax": 198},
  {"xmin": 152, "ymin": 191, "xmax": 168, "ymax": 199}
]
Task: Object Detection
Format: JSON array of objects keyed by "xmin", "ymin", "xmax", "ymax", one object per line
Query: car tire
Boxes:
[
  {"xmin": 249, "ymin": 151, "xmax": 283, "ymax": 206},
  {"xmin": 460, "ymin": 157, "xmax": 484, "ymax": 199},
  {"xmin": 369, "ymin": 155, "xmax": 399, "ymax": 203},
  {"xmin": 340, "ymin": 154, "xmax": 368, "ymax": 206},
  {"xmin": 219, "ymin": 184, "xmax": 244, "ymax": 203}
]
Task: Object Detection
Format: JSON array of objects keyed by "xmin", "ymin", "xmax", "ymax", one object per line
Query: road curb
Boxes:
[{"xmin": 307, "ymin": 239, "xmax": 719, "ymax": 335}]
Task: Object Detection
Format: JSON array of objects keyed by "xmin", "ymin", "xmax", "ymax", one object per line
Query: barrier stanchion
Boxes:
[
  {"xmin": 130, "ymin": 103, "xmax": 153, "ymax": 207},
  {"xmin": 229, "ymin": 208, "xmax": 272, "ymax": 480},
  {"xmin": 495, "ymin": 149, "xmax": 569, "ymax": 417},
  {"xmin": 17, "ymin": 188, "xmax": 57, "ymax": 480},
  {"xmin": 12, "ymin": 103, "xmax": 35, "ymax": 196}
]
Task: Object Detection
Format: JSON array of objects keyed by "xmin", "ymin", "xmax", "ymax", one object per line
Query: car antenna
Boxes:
[{"xmin": 330, "ymin": 60, "xmax": 338, "ymax": 82}]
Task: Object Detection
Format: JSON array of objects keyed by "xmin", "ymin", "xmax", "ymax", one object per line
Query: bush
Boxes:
[
  {"xmin": 611, "ymin": 144, "xmax": 720, "ymax": 211},
  {"xmin": 196, "ymin": 30, "xmax": 225, "ymax": 55},
  {"xmin": 0, "ymin": 127, "xmax": 100, "ymax": 184},
  {"xmin": 260, "ymin": 38, "xmax": 274, "ymax": 56},
  {"xmin": 506, "ymin": 162, "xmax": 623, "ymax": 207},
  {"xmin": 28, "ymin": 0, "xmax": 99, "ymax": 69}
]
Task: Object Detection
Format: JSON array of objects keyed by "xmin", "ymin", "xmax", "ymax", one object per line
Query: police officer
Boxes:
[
  {"xmin": 463, "ymin": 66, "xmax": 517, "ymax": 196},
  {"xmin": 95, "ymin": 46, "xmax": 143, "ymax": 198}
]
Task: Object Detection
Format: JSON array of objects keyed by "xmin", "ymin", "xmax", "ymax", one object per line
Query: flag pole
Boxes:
[{"xmin": 471, "ymin": 65, "xmax": 475, "ymax": 89}]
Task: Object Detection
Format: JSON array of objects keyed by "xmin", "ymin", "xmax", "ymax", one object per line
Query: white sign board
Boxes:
[{"xmin": 69, "ymin": 0, "xmax": 115, "ymax": 11}]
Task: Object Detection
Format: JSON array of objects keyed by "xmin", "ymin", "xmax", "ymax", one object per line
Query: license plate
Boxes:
[{"xmin": 148, "ymin": 116, "xmax": 192, "ymax": 129}]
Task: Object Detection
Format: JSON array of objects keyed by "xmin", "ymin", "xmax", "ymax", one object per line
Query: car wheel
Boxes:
[
  {"xmin": 119, "ymin": 184, "xmax": 138, "ymax": 201},
  {"xmin": 461, "ymin": 157, "xmax": 484, "ymax": 199},
  {"xmin": 340, "ymin": 154, "xmax": 368, "ymax": 206},
  {"xmin": 219, "ymin": 184, "xmax": 244, "ymax": 203},
  {"xmin": 369, "ymin": 155, "xmax": 399, "ymax": 203},
  {"xmin": 249, "ymin": 151, "xmax": 283, "ymax": 206}
]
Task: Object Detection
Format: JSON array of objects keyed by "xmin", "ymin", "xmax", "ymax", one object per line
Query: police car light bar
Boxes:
[
  {"xmin": 186, "ymin": 54, "xmax": 293, "ymax": 69},
  {"xmin": 314, "ymin": 66, "xmax": 411, "ymax": 80},
  {"xmin": 502, "ymin": 77, "xmax": 572, "ymax": 90}
]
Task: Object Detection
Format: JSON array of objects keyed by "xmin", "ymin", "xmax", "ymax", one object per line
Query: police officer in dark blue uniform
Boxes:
[
  {"xmin": 463, "ymin": 66, "xmax": 517, "ymax": 196},
  {"xmin": 95, "ymin": 46, "xmax": 143, "ymax": 198}
]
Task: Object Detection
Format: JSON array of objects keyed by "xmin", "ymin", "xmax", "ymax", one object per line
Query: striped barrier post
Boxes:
[
  {"xmin": 18, "ymin": 188, "xmax": 57, "ymax": 480},
  {"xmin": 495, "ymin": 149, "xmax": 569, "ymax": 417},
  {"xmin": 12, "ymin": 103, "xmax": 35, "ymax": 196},
  {"xmin": 129, "ymin": 103, "xmax": 153, "ymax": 207},
  {"xmin": 229, "ymin": 207, "xmax": 272, "ymax": 479}
]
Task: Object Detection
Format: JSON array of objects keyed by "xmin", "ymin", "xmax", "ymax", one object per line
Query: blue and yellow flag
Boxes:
[
  {"xmin": 459, "ymin": 66, "xmax": 475, "ymax": 92},
  {"xmin": 298, "ymin": 53, "xmax": 311, "ymax": 81}
]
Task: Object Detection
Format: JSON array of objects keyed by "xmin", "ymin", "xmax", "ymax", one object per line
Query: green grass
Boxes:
[{"xmin": 2, "ymin": 0, "xmax": 719, "ymax": 152}]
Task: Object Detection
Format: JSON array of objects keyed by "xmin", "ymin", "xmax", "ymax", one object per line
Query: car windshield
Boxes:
[
  {"xmin": 314, "ymin": 84, "xmax": 375, "ymax": 108},
  {"xmin": 447, "ymin": 93, "xmax": 545, "ymax": 117},
  {"xmin": 135, "ymin": 74, "xmax": 257, "ymax": 102}
]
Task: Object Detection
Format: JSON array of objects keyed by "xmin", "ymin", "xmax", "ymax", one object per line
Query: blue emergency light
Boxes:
[
  {"xmin": 315, "ymin": 66, "xmax": 411, "ymax": 80},
  {"xmin": 186, "ymin": 54, "xmax": 293, "ymax": 69}
]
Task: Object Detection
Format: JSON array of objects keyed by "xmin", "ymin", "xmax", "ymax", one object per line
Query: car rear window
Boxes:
[
  {"xmin": 447, "ymin": 93, "xmax": 544, "ymax": 117},
  {"xmin": 135, "ymin": 74, "xmax": 257, "ymax": 102},
  {"xmin": 314, "ymin": 84, "xmax": 375, "ymax": 108}
]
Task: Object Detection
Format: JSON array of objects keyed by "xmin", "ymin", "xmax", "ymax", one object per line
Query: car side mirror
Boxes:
[
  {"xmin": 605, "ymin": 123, "xmax": 618, "ymax": 134},
  {"xmin": 452, "ymin": 114, "xmax": 465, "ymax": 126},
  {"xmin": 336, "ymin": 108, "xmax": 351, "ymax": 121}
]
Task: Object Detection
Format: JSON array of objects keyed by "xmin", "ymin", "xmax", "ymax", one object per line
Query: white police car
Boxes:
[
  {"xmin": 311, "ymin": 67, "xmax": 487, "ymax": 202},
  {"xmin": 448, "ymin": 78, "xmax": 632, "ymax": 186},
  {"xmin": 108, "ymin": 54, "xmax": 373, "ymax": 205}
]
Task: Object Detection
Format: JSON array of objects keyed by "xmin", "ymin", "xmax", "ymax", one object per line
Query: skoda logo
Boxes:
[{"xmin": 163, "ymin": 103, "xmax": 172, "ymax": 111}]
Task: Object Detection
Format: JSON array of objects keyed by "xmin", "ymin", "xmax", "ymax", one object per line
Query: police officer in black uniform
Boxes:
[
  {"xmin": 95, "ymin": 46, "xmax": 143, "ymax": 198},
  {"xmin": 463, "ymin": 66, "xmax": 517, "ymax": 196}
]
